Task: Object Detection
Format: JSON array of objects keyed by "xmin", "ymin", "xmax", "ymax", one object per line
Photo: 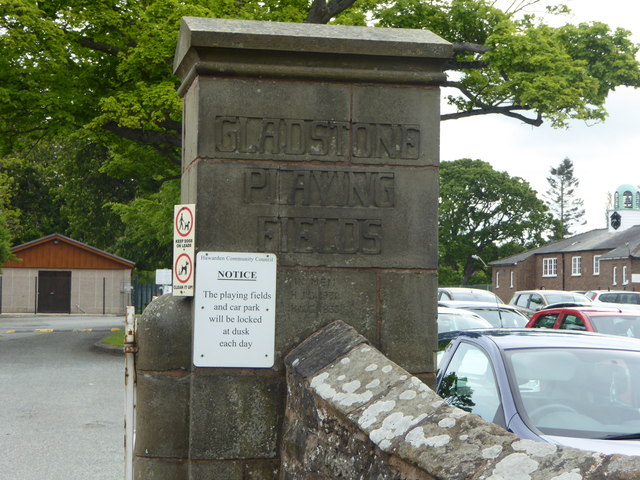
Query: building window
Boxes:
[
  {"xmin": 496, "ymin": 271, "xmax": 500, "ymax": 289},
  {"xmin": 614, "ymin": 192, "xmax": 620, "ymax": 209},
  {"xmin": 623, "ymin": 266, "xmax": 628, "ymax": 285},
  {"xmin": 510, "ymin": 271, "xmax": 514, "ymax": 289},
  {"xmin": 623, "ymin": 191, "xmax": 633, "ymax": 208},
  {"xmin": 571, "ymin": 256, "xmax": 582, "ymax": 276},
  {"xmin": 636, "ymin": 191, "xmax": 640, "ymax": 209},
  {"xmin": 613, "ymin": 266, "xmax": 618, "ymax": 285},
  {"xmin": 611, "ymin": 211, "xmax": 622, "ymax": 230},
  {"xmin": 593, "ymin": 255, "xmax": 601, "ymax": 276},
  {"xmin": 543, "ymin": 257, "xmax": 557, "ymax": 277}
]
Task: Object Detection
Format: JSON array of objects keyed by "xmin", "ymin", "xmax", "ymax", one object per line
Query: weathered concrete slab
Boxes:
[{"xmin": 174, "ymin": 17, "xmax": 452, "ymax": 88}]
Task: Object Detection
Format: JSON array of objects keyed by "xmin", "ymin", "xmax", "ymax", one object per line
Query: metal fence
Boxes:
[{"xmin": 132, "ymin": 279, "xmax": 159, "ymax": 314}]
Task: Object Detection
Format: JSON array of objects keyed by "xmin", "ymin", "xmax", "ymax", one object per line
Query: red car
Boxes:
[{"xmin": 526, "ymin": 306, "xmax": 640, "ymax": 339}]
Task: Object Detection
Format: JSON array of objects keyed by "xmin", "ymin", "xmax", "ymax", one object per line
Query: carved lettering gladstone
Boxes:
[{"xmin": 214, "ymin": 116, "xmax": 420, "ymax": 160}]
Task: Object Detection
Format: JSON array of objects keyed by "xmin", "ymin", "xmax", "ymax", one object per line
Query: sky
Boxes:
[{"xmin": 439, "ymin": 0, "xmax": 640, "ymax": 234}]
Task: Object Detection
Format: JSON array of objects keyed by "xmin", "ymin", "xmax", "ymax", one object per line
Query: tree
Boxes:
[
  {"xmin": 0, "ymin": 209, "xmax": 13, "ymax": 268},
  {"xmin": 0, "ymin": 156, "xmax": 67, "ymax": 244},
  {"xmin": 1, "ymin": 0, "xmax": 638, "ymax": 269},
  {"xmin": 0, "ymin": 140, "xmax": 135, "ymax": 250},
  {"xmin": 0, "ymin": 169, "xmax": 18, "ymax": 266},
  {"xmin": 3, "ymin": 1, "xmax": 639, "ymax": 157},
  {"xmin": 1, "ymin": 0, "xmax": 351, "ymax": 268},
  {"xmin": 544, "ymin": 157, "xmax": 585, "ymax": 239},
  {"xmin": 372, "ymin": 0, "xmax": 640, "ymax": 127},
  {"xmin": 439, "ymin": 159, "xmax": 552, "ymax": 285}
]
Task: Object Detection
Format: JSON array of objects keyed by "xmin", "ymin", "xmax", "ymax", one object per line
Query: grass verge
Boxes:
[{"xmin": 102, "ymin": 329, "xmax": 125, "ymax": 348}]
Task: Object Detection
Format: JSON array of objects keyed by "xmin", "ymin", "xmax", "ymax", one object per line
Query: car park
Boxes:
[
  {"xmin": 585, "ymin": 290, "xmax": 640, "ymax": 306},
  {"xmin": 436, "ymin": 329, "xmax": 640, "ymax": 455},
  {"xmin": 438, "ymin": 300, "xmax": 529, "ymax": 328},
  {"xmin": 526, "ymin": 306, "xmax": 640, "ymax": 338},
  {"xmin": 438, "ymin": 287, "xmax": 502, "ymax": 303},
  {"xmin": 508, "ymin": 290, "xmax": 591, "ymax": 317}
]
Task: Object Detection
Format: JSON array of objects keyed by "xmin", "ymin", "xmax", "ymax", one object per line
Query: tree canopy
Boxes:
[
  {"xmin": 1, "ymin": 0, "xmax": 639, "ymax": 270},
  {"xmin": 373, "ymin": 0, "xmax": 640, "ymax": 127},
  {"xmin": 439, "ymin": 158, "xmax": 552, "ymax": 285}
]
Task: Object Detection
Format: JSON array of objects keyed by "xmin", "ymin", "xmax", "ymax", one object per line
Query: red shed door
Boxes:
[{"xmin": 38, "ymin": 271, "xmax": 71, "ymax": 314}]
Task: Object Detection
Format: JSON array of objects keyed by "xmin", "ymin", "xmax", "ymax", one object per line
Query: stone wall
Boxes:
[{"xmin": 282, "ymin": 320, "xmax": 640, "ymax": 479}]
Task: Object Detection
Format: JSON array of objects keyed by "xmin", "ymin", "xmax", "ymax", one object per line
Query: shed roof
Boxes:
[{"xmin": 4, "ymin": 233, "xmax": 135, "ymax": 270}]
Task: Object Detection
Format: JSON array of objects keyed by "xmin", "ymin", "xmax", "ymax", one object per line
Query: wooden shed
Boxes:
[{"xmin": 1, "ymin": 233, "xmax": 135, "ymax": 315}]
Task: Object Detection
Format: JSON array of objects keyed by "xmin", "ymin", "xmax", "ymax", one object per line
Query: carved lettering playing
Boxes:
[{"xmin": 244, "ymin": 168, "xmax": 395, "ymax": 208}]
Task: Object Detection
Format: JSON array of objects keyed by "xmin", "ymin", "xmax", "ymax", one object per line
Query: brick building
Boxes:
[{"xmin": 490, "ymin": 184, "xmax": 640, "ymax": 302}]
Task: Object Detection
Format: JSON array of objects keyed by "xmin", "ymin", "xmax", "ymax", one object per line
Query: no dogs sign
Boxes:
[
  {"xmin": 193, "ymin": 251, "xmax": 277, "ymax": 368},
  {"xmin": 173, "ymin": 204, "xmax": 195, "ymax": 296}
]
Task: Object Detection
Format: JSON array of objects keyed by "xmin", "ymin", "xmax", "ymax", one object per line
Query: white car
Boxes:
[
  {"xmin": 437, "ymin": 306, "xmax": 493, "ymax": 336},
  {"xmin": 438, "ymin": 300, "xmax": 529, "ymax": 328},
  {"xmin": 585, "ymin": 290, "xmax": 640, "ymax": 307},
  {"xmin": 438, "ymin": 287, "xmax": 502, "ymax": 303}
]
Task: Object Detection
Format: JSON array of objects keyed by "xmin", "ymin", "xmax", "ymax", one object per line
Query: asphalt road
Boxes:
[
  {"xmin": 0, "ymin": 319, "xmax": 125, "ymax": 480},
  {"xmin": 0, "ymin": 314, "xmax": 125, "ymax": 334}
]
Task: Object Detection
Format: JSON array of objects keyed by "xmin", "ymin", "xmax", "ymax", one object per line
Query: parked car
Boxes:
[
  {"xmin": 508, "ymin": 290, "xmax": 591, "ymax": 317},
  {"xmin": 436, "ymin": 329, "xmax": 640, "ymax": 455},
  {"xmin": 541, "ymin": 301, "xmax": 594, "ymax": 310},
  {"xmin": 585, "ymin": 290, "xmax": 640, "ymax": 306},
  {"xmin": 438, "ymin": 300, "xmax": 529, "ymax": 328},
  {"xmin": 438, "ymin": 287, "xmax": 502, "ymax": 303},
  {"xmin": 437, "ymin": 306, "xmax": 493, "ymax": 338},
  {"xmin": 526, "ymin": 306, "xmax": 640, "ymax": 338},
  {"xmin": 437, "ymin": 306, "xmax": 493, "ymax": 365}
]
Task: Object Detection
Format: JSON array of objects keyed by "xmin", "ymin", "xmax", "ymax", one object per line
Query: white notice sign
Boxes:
[{"xmin": 193, "ymin": 252, "xmax": 277, "ymax": 368}]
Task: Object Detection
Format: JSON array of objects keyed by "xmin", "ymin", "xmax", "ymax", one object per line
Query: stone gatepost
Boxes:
[{"xmin": 134, "ymin": 17, "xmax": 451, "ymax": 479}]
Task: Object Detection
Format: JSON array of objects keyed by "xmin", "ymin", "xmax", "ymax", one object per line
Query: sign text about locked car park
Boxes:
[{"xmin": 193, "ymin": 252, "xmax": 276, "ymax": 368}]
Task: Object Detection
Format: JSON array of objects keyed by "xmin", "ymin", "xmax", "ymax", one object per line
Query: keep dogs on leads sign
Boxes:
[{"xmin": 173, "ymin": 204, "xmax": 195, "ymax": 296}]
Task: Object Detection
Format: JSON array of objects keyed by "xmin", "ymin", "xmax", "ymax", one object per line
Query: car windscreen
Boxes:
[
  {"xmin": 437, "ymin": 312, "xmax": 491, "ymax": 333},
  {"xmin": 468, "ymin": 308, "xmax": 528, "ymax": 328},
  {"xmin": 588, "ymin": 315, "xmax": 640, "ymax": 339},
  {"xmin": 505, "ymin": 347, "xmax": 640, "ymax": 439},
  {"xmin": 449, "ymin": 291, "xmax": 499, "ymax": 302},
  {"xmin": 544, "ymin": 293, "xmax": 589, "ymax": 304}
]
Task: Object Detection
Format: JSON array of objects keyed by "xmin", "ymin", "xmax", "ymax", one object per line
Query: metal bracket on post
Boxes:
[{"xmin": 124, "ymin": 305, "xmax": 137, "ymax": 480}]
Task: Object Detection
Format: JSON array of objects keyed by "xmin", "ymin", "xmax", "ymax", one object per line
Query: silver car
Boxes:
[{"xmin": 509, "ymin": 290, "xmax": 591, "ymax": 318}]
